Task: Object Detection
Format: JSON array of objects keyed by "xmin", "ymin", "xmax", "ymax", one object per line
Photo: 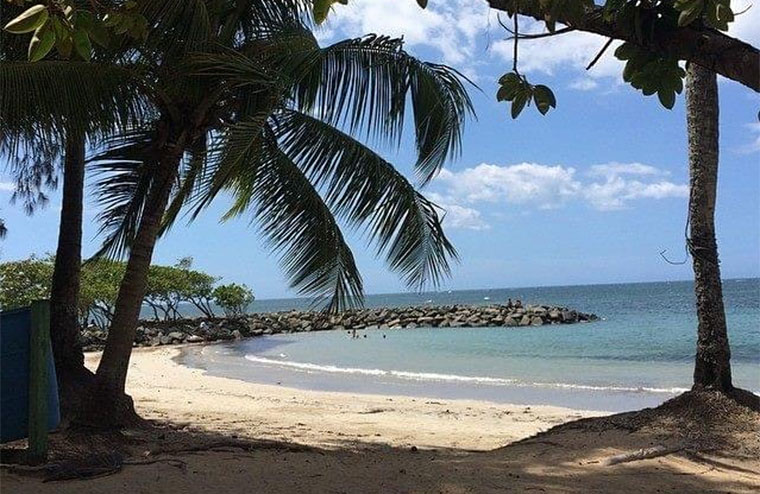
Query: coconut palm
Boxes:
[
  {"xmin": 1, "ymin": 1, "xmax": 147, "ymax": 419},
  {"xmin": 72, "ymin": 1, "xmax": 473, "ymax": 426}
]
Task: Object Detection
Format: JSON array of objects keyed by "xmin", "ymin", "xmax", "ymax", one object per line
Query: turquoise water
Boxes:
[{"xmin": 180, "ymin": 279, "xmax": 759, "ymax": 411}]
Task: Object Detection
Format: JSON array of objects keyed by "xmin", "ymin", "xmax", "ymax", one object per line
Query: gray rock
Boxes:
[
  {"xmin": 519, "ymin": 315, "xmax": 532, "ymax": 326},
  {"xmin": 530, "ymin": 316, "xmax": 544, "ymax": 326},
  {"xmin": 186, "ymin": 335, "xmax": 204, "ymax": 343},
  {"xmin": 167, "ymin": 331, "xmax": 185, "ymax": 341}
]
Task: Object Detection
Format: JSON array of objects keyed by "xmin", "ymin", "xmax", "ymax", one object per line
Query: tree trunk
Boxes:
[
  {"xmin": 685, "ymin": 64, "xmax": 732, "ymax": 392},
  {"xmin": 79, "ymin": 131, "xmax": 187, "ymax": 427},
  {"xmin": 49, "ymin": 131, "xmax": 95, "ymax": 420}
]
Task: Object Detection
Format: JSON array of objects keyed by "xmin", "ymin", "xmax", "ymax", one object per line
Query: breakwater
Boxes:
[{"xmin": 81, "ymin": 303, "xmax": 598, "ymax": 350}]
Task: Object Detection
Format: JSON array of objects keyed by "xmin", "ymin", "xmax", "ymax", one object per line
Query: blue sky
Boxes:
[{"xmin": 1, "ymin": 0, "xmax": 759, "ymax": 299}]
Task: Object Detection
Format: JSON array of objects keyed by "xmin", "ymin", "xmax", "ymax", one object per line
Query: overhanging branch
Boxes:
[{"xmin": 487, "ymin": 0, "xmax": 760, "ymax": 92}]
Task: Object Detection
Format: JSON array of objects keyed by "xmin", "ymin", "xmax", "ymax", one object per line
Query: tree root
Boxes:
[{"xmin": 604, "ymin": 444, "xmax": 685, "ymax": 466}]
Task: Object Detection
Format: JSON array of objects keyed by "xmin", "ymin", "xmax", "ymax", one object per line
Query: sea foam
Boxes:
[{"xmin": 243, "ymin": 355, "xmax": 689, "ymax": 394}]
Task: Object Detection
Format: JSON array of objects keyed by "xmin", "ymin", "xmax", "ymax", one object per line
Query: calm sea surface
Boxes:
[{"xmin": 178, "ymin": 279, "xmax": 759, "ymax": 411}]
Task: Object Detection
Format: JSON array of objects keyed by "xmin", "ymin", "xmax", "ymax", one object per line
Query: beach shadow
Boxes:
[{"xmin": 2, "ymin": 390, "xmax": 758, "ymax": 493}]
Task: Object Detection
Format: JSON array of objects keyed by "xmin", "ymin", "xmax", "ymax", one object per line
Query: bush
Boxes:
[
  {"xmin": 0, "ymin": 255, "xmax": 54, "ymax": 310},
  {"xmin": 212, "ymin": 283, "xmax": 254, "ymax": 317},
  {"xmin": 0, "ymin": 255, "xmax": 236, "ymax": 325}
]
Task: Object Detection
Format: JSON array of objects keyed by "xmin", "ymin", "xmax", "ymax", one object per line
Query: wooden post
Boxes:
[{"xmin": 27, "ymin": 300, "xmax": 50, "ymax": 465}]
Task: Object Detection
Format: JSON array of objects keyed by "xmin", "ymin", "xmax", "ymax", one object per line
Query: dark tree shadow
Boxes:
[{"xmin": 2, "ymin": 390, "xmax": 758, "ymax": 493}]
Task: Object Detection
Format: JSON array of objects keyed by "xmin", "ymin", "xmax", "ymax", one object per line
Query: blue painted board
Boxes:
[{"xmin": 1, "ymin": 307, "xmax": 61, "ymax": 443}]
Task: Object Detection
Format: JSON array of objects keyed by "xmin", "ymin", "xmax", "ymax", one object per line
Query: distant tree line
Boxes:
[{"xmin": 0, "ymin": 256, "xmax": 254, "ymax": 328}]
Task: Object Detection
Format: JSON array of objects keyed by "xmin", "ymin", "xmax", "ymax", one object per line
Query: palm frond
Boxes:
[
  {"xmin": 0, "ymin": 61, "xmax": 149, "ymax": 151},
  {"xmin": 223, "ymin": 128, "xmax": 364, "ymax": 311},
  {"xmin": 271, "ymin": 33, "xmax": 475, "ymax": 183},
  {"xmin": 274, "ymin": 109, "xmax": 458, "ymax": 289},
  {"xmin": 88, "ymin": 129, "xmax": 158, "ymax": 260},
  {"xmin": 160, "ymin": 133, "xmax": 208, "ymax": 235}
]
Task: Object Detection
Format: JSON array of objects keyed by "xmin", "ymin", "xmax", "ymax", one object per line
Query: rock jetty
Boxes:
[{"xmin": 80, "ymin": 304, "xmax": 598, "ymax": 351}]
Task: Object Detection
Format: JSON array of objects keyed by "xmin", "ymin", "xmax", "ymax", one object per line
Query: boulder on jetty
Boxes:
[{"xmin": 80, "ymin": 303, "xmax": 598, "ymax": 351}]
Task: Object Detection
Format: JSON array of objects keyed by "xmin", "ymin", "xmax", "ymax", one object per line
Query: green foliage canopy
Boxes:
[
  {"xmin": 212, "ymin": 283, "xmax": 255, "ymax": 318},
  {"xmin": 0, "ymin": 255, "xmax": 232, "ymax": 326}
]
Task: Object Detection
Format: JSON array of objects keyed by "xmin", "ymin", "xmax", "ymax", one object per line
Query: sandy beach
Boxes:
[
  {"xmin": 97, "ymin": 346, "xmax": 607, "ymax": 450},
  {"xmin": 3, "ymin": 344, "xmax": 759, "ymax": 493}
]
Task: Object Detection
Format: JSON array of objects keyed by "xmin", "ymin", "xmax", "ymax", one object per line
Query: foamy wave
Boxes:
[{"xmin": 243, "ymin": 355, "xmax": 688, "ymax": 394}]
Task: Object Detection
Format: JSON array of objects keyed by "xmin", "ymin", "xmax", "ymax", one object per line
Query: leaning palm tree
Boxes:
[{"xmin": 80, "ymin": 1, "xmax": 473, "ymax": 426}]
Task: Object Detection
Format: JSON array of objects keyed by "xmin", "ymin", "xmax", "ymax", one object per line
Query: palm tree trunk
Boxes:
[
  {"xmin": 685, "ymin": 64, "xmax": 732, "ymax": 392},
  {"xmin": 49, "ymin": 131, "xmax": 95, "ymax": 420},
  {"xmin": 81, "ymin": 132, "xmax": 187, "ymax": 427}
]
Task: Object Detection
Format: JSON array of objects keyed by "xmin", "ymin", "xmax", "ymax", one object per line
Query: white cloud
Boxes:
[
  {"xmin": 587, "ymin": 162, "xmax": 668, "ymax": 179},
  {"xmin": 569, "ymin": 78, "xmax": 598, "ymax": 91},
  {"xmin": 0, "ymin": 182, "xmax": 15, "ymax": 193},
  {"xmin": 436, "ymin": 163, "xmax": 581, "ymax": 209},
  {"xmin": 492, "ymin": 24, "xmax": 624, "ymax": 84},
  {"xmin": 317, "ymin": 0, "xmax": 490, "ymax": 66},
  {"xmin": 737, "ymin": 122, "xmax": 760, "ymax": 154},
  {"xmin": 583, "ymin": 178, "xmax": 688, "ymax": 211},
  {"xmin": 428, "ymin": 192, "xmax": 490, "ymax": 231},
  {"xmin": 431, "ymin": 161, "xmax": 687, "ymax": 215},
  {"xmin": 729, "ymin": 2, "xmax": 759, "ymax": 46}
]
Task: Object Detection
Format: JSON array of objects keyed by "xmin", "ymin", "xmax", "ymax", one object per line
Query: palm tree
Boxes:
[
  {"xmin": 76, "ymin": 1, "xmax": 473, "ymax": 426},
  {"xmin": 1, "ymin": 2, "xmax": 146, "ymax": 419},
  {"xmin": 684, "ymin": 65, "xmax": 732, "ymax": 392}
]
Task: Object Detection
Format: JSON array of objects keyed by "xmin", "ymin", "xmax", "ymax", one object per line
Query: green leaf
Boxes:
[
  {"xmin": 658, "ymin": 90, "xmax": 676, "ymax": 109},
  {"xmin": 496, "ymin": 85, "xmax": 511, "ymax": 102},
  {"xmin": 678, "ymin": 5, "xmax": 702, "ymax": 27},
  {"xmin": 498, "ymin": 72, "xmax": 520, "ymax": 87},
  {"xmin": 88, "ymin": 19, "xmax": 111, "ymax": 48},
  {"xmin": 417, "ymin": 0, "xmax": 429, "ymax": 7},
  {"xmin": 28, "ymin": 24, "xmax": 55, "ymax": 62},
  {"xmin": 533, "ymin": 85, "xmax": 556, "ymax": 115},
  {"xmin": 72, "ymin": 29, "xmax": 92, "ymax": 61},
  {"xmin": 114, "ymin": 14, "xmax": 135, "ymax": 35},
  {"xmin": 103, "ymin": 12, "xmax": 123, "ymax": 28},
  {"xmin": 55, "ymin": 32, "xmax": 73, "ymax": 58},
  {"xmin": 511, "ymin": 90, "xmax": 529, "ymax": 119},
  {"xmin": 313, "ymin": 0, "xmax": 333, "ymax": 24},
  {"xmin": 4, "ymin": 4, "xmax": 49, "ymax": 34}
]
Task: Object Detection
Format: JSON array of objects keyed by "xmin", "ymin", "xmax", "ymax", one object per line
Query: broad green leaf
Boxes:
[
  {"xmin": 88, "ymin": 19, "xmax": 111, "ymax": 48},
  {"xmin": 417, "ymin": 0, "xmax": 429, "ymax": 7},
  {"xmin": 678, "ymin": 5, "xmax": 702, "ymax": 27},
  {"xmin": 533, "ymin": 85, "xmax": 556, "ymax": 115},
  {"xmin": 55, "ymin": 32, "xmax": 73, "ymax": 58},
  {"xmin": 658, "ymin": 90, "xmax": 676, "ymax": 109},
  {"xmin": 511, "ymin": 91, "xmax": 529, "ymax": 119},
  {"xmin": 28, "ymin": 24, "xmax": 55, "ymax": 62},
  {"xmin": 498, "ymin": 72, "xmax": 520, "ymax": 87},
  {"xmin": 72, "ymin": 29, "xmax": 92, "ymax": 61},
  {"xmin": 313, "ymin": 0, "xmax": 333, "ymax": 24},
  {"xmin": 4, "ymin": 4, "xmax": 49, "ymax": 34}
]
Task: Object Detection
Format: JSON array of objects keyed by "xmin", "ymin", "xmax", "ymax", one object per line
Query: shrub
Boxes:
[{"xmin": 212, "ymin": 283, "xmax": 254, "ymax": 317}]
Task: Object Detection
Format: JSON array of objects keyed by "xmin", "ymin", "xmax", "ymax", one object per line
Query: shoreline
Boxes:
[
  {"xmin": 176, "ymin": 338, "xmax": 681, "ymax": 412},
  {"xmin": 89, "ymin": 345, "xmax": 606, "ymax": 450}
]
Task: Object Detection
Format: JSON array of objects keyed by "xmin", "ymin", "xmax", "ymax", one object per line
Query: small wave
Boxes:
[{"xmin": 243, "ymin": 355, "xmax": 688, "ymax": 394}]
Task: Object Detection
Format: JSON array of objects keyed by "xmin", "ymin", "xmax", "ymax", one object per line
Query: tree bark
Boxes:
[
  {"xmin": 49, "ymin": 131, "xmax": 95, "ymax": 420},
  {"xmin": 685, "ymin": 64, "xmax": 732, "ymax": 392},
  {"xmin": 486, "ymin": 1, "xmax": 760, "ymax": 92},
  {"xmin": 80, "ymin": 130, "xmax": 187, "ymax": 427}
]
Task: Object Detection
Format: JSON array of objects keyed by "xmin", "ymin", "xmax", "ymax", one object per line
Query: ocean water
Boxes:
[{"xmin": 178, "ymin": 279, "xmax": 760, "ymax": 412}]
